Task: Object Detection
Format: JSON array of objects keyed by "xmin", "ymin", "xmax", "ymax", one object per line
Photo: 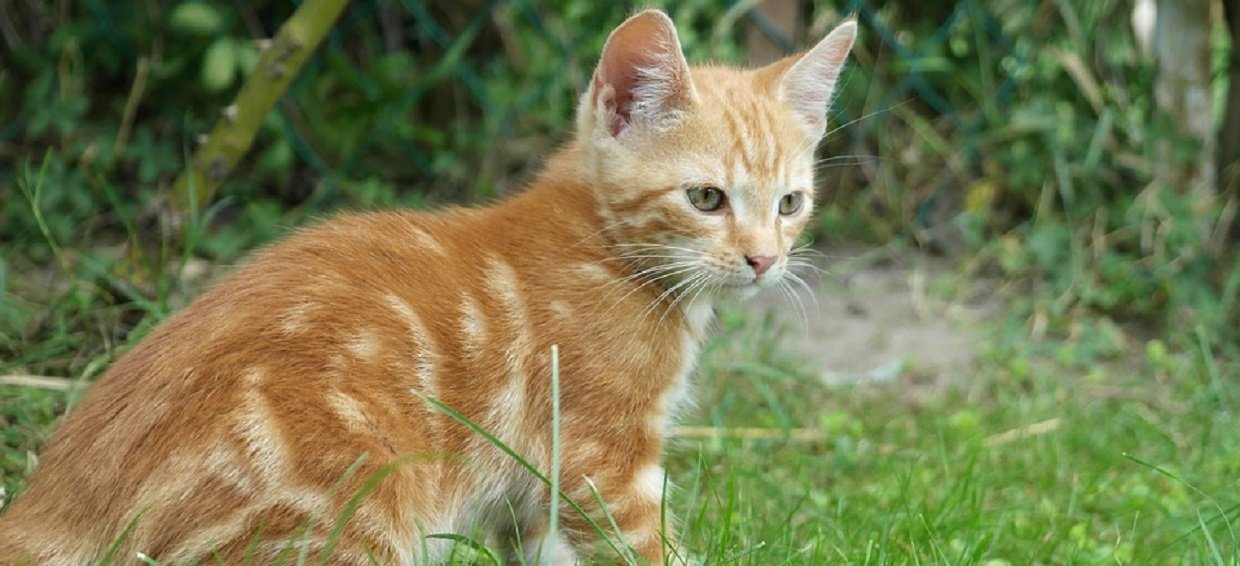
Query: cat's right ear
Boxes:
[
  {"xmin": 773, "ymin": 19, "xmax": 857, "ymax": 139},
  {"xmin": 586, "ymin": 10, "xmax": 697, "ymax": 138}
]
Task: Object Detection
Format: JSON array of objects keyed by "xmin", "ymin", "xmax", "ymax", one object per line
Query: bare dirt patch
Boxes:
[{"xmin": 743, "ymin": 245, "xmax": 1002, "ymax": 387}]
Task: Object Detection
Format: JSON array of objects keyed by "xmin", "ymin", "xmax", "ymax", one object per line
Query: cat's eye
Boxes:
[
  {"xmin": 686, "ymin": 186, "xmax": 726, "ymax": 212},
  {"xmin": 779, "ymin": 192, "xmax": 805, "ymax": 215}
]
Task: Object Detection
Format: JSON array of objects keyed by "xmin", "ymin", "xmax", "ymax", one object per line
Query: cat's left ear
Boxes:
[{"xmin": 776, "ymin": 19, "xmax": 857, "ymax": 139}]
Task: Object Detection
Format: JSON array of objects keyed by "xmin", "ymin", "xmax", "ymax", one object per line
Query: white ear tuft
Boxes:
[
  {"xmin": 779, "ymin": 20, "xmax": 857, "ymax": 139},
  {"xmin": 587, "ymin": 10, "xmax": 696, "ymax": 137}
]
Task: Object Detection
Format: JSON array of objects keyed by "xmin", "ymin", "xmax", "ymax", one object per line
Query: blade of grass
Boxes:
[
  {"xmin": 549, "ymin": 344, "xmax": 562, "ymax": 565},
  {"xmin": 100, "ymin": 510, "xmax": 149, "ymax": 566},
  {"xmin": 243, "ymin": 520, "xmax": 269, "ymax": 564},
  {"xmin": 18, "ymin": 151, "xmax": 65, "ymax": 274},
  {"xmin": 503, "ymin": 500, "xmax": 526, "ymax": 563},
  {"xmin": 583, "ymin": 476, "xmax": 637, "ymax": 565},
  {"xmin": 1195, "ymin": 325, "xmax": 1229, "ymax": 410},
  {"xmin": 1129, "ymin": 453, "xmax": 1237, "ymax": 558},
  {"xmin": 0, "ymin": 375, "xmax": 80, "ymax": 391},
  {"xmin": 721, "ymin": 540, "xmax": 767, "ymax": 564},
  {"xmin": 1198, "ymin": 510, "xmax": 1227, "ymax": 565},
  {"xmin": 319, "ymin": 452, "xmax": 442, "ymax": 563},
  {"xmin": 424, "ymin": 533, "xmax": 502, "ymax": 565}
]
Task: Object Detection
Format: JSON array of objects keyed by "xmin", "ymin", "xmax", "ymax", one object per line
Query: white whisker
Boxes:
[
  {"xmin": 637, "ymin": 272, "xmax": 703, "ymax": 325},
  {"xmin": 593, "ymin": 264, "xmax": 700, "ymax": 319},
  {"xmin": 783, "ymin": 271, "xmax": 820, "ymax": 313},
  {"xmin": 777, "ymin": 279, "xmax": 809, "ymax": 331},
  {"xmin": 822, "ymin": 98, "xmax": 914, "ymax": 142},
  {"xmin": 657, "ymin": 272, "xmax": 711, "ymax": 331}
]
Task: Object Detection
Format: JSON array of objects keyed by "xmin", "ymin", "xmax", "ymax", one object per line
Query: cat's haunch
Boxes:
[{"xmin": 0, "ymin": 9, "xmax": 855, "ymax": 564}]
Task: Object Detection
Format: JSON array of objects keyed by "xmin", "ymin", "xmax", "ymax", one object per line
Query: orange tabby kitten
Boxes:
[{"xmin": 0, "ymin": 10, "xmax": 855, "ymax": 564}]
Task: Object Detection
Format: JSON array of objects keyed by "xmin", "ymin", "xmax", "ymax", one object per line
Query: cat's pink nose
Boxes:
[{"xmin": 745, "ymin": 255, "xmax": 777, "ymax": 277}]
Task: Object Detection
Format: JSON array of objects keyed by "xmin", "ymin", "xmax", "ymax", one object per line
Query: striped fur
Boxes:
[{"xmin": 0, "ymin": 10, "xmax": 855, "ymax": 564}]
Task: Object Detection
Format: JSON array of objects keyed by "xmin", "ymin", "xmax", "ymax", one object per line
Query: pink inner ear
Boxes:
[
  {"xmin": 590, "ymin": 75, "xmax": 625, "ymax": 136},
  {"xmin": 598, "ymin": 45, "xmax": 650, "ymax": 135},
  {"xmin": 592, "ymin": 11, "xmax": 689, "ymax": 136}
]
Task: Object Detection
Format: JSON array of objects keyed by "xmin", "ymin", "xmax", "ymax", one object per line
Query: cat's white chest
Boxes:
[{"xmin": 654, "ymin": 301, "xmax": 714, "ymax": 434}]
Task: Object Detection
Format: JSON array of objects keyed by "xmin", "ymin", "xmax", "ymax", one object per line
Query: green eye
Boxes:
[
  {"xmin": 686, "ymin": 186, "xmax": 726, "ymax": 212},
  {"xmin": 779, "ymin": 192, "xmax": 804, "ymax": 215}
]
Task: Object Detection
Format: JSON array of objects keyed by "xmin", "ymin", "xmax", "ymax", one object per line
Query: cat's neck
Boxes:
[
  {"xmin": 494, "ymin": 144, "xmax": 716, "ymax": 337},
  {"xmin": 498, "ymin": 143, "xmax": 614, "ymax": 256},
  {"xmin": 497, "ymin": 144, "xmax": 604, "ymax": 240}
]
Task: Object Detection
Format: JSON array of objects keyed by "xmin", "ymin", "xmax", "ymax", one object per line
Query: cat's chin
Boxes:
[{"xmin": 714, "ymin": 282, "xmax": 765, "ymax": 301}]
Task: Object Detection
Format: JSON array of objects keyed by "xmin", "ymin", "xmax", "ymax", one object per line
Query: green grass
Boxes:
[{"xmin": 663, "ymin": 305, "xmax": 1240, "ymax": 564}]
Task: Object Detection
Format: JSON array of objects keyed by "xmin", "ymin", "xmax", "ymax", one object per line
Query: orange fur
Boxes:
[{"xmin": 0, "ymin": 10, "xmax": 855, "ymax": 564}]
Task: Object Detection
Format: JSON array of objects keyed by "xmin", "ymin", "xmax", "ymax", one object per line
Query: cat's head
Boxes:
[{"xmin": 575, "ymin": 9, "xmax": 856, "ymax": 300}]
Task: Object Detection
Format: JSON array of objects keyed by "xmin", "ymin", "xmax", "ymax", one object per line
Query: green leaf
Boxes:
[
  {"xmin": 201, "ymin": 37, "xmax": 237, "ymax": 92},
  {"xmin": 170, "ymin": 3, "xmax": 224, "ymax": 37}
]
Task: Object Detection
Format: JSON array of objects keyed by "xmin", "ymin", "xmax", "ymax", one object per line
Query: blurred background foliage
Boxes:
[{"xmin": 0, "ymin": 0, "xmax": 1236, "ymax": 376}]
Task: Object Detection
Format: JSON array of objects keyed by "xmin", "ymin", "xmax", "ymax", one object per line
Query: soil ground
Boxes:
[{"xmin": 742, "ymin": 245, "xmax": 1001, "ymax": 386}]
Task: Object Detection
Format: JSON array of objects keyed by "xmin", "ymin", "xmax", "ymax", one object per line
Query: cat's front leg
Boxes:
[{"xmin": 559, "ymin": 463, "xmax": 676, "ymax": 564}]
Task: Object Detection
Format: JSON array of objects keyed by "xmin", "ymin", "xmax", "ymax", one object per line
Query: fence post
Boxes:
[
  {"xmin": 1219, "ymin": 0, "xmax": 1240, "ymax": 196},
  {"xmin": 747, "ymin": 0, "xmax": 801, "ymax": 66},
  {"xmin": 1153, "ymin": 0, "xmax": 1216, "ymax": 203}
]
